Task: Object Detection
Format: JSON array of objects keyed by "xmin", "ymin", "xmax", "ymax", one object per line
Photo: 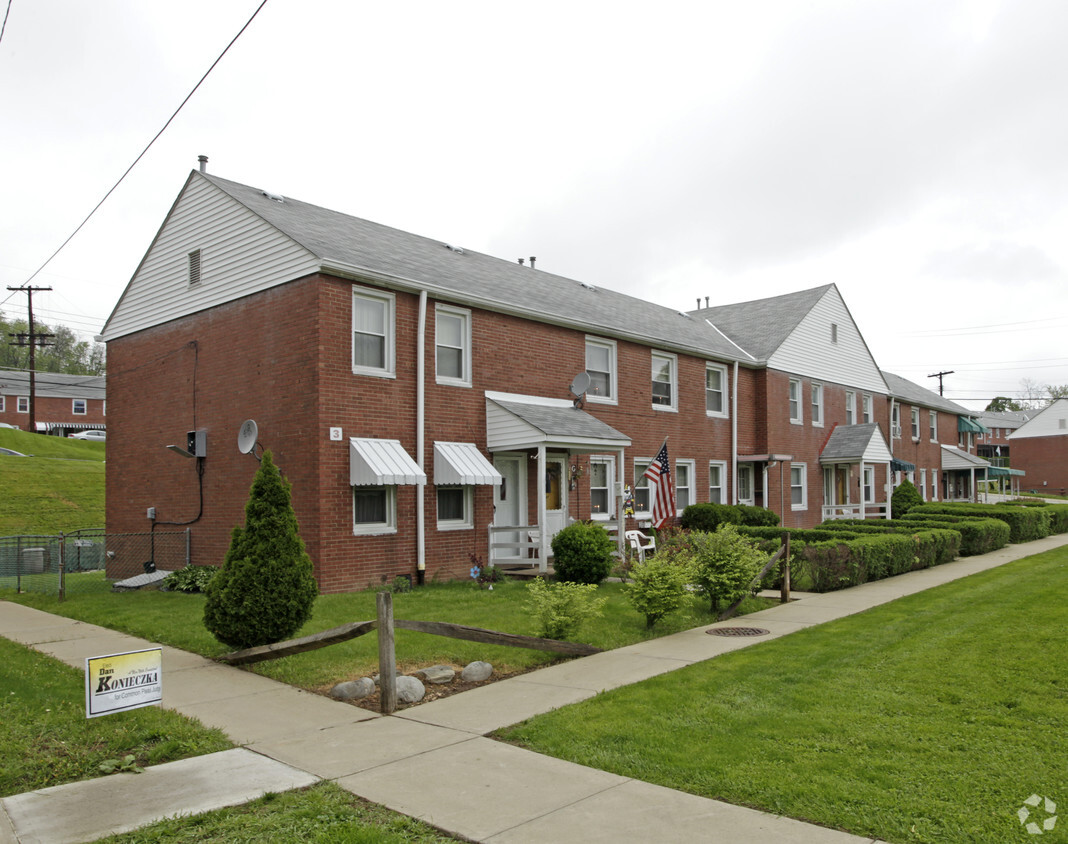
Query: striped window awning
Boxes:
[
  {"xmin": 434, "ymin": 442, "xmax": 501, "ymax": 485},
  {"xmin": 349, "ymin": 438, "xmax": 425, "ymax": 486},
  {"xmin": 958, "ymin": 417, "xmax": 988, "ymax": 434}
]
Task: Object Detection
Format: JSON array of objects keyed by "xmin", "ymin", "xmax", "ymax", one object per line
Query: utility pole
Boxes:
[
  {"xmin": 928, "ymin": 370, "xmax": 954, "ymax": 397},
  {"xmin": 6, "ymin": 286, "xmax": 54, "ymax": 434}
]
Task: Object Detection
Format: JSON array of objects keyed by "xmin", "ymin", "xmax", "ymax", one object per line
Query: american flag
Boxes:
[{"xmin": 643, "ymin": 441, "xmax": 675, "ymax": 529}]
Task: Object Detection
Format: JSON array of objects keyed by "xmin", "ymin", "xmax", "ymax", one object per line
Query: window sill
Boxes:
[
  {"xmin": 352, "ymin": 368, "xmax": 397, "ymax": 380},
  {"xmin": 352, "ymin": 525, "xmax": 397, "ymax": 536},
  {"xmin": 652, "ymin": 405, "xmax": 678, "ymax": 413}
]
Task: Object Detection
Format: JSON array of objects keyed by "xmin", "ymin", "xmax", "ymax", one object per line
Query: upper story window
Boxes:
[
  {"xmin": 862, "ymin": 394, "xmax": 873, "ymax": 424},
  {"xmin": 705, "ymin": 363, "xmax": 727, "ymax": 417},
  {"xmin": 891, "ymin": 404, "xmax": 901, "ymax": 438},
  {"xmin": 845, "ymin": 391, "xmax": 856, "ymax": 425},
  {"xmin": 585, "ymin": 337, "xmax": 617, "ymax": 404},
  {"xmin": 352, "ymin": 286, "xmax": 395, "ymax": 377},
  {"xmin": 435, "ymin": 304, "xmax": 471, "ymax": 387},
  {"xmin": 651, "ymin": 351, "xmax": 677, "ymax": 411},
  {"xmin": 911, "ymin": 407, "xmax": 920, "ymax": 439},
  {"xmin": 789, "ymin": 378, "xmax": 803, "ymax": 424},
  {"xmin": 72, "ymin": 399, "xmax": 87, "ymax": 415},
  {"xmin": 811, "ymin": 383, "xmax": 823, "ymax": 427},
  {"xmin": 17, "ymin": 396, "xmax": 28, "ymax": 414},
  {"xmin": 929, "ymin": 411, "xmax": 938, "ymax": 442}
]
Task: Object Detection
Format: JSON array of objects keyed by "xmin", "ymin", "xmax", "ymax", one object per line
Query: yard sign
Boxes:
[{"xmin": 85, "ymin": 647, "xmax": 163, "ymax": 718}]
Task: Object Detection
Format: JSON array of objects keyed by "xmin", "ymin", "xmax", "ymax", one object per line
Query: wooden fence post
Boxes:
[
  {"xmin": 376, "ymin": 591, "xmax": 397, "ymax": 715},
  {"xmin": 780, "ymin": 531, "xmax": 791, "ymax": 603}
]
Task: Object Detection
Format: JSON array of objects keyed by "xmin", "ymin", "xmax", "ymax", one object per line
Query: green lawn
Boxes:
[
  {"xmin": 0, "ymin": 428, "xmax": 104, "ymax": 535},
  {"xmin": 499, "ymin": 547, "xmax": 1068, "ymax": 844}
]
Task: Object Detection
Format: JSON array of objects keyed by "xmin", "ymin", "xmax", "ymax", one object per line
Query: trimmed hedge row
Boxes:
[
  {"xmin": 909, "ymin": 502, "xmax": 1051, "ymax": 543},
  {"xmin": 997, "ymin": 500, "xmax": 1068, "ymax": 533},
  {"xmin": 680, "ymin": 503, "xmax": 780, "ymax": 532},
  {"xmin": 829, "ymin": 516, "xmax": 1009, "ymax": 557}
]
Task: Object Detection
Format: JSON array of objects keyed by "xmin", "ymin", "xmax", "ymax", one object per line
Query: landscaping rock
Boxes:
[
  {"xmin": 413, "ymin": 665, "xmax": 455, "ymax": 684},
  {"xmin": 329, "ymin": 678, "xmax": 375, "ymax": 700},
  {"xmin": 395, "ymin": 675, "xmax": 426, "ymax": 703},
  {"xmin": 461, "ymin": 660, "xmax": 493, "ymax": 682}
]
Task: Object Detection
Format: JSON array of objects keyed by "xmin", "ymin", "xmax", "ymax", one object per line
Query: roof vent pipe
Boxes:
[
  {"xmin": 529, "ymin": 256, "xmax": 536, "ymax": 269},
  {"xmin": 705, "ymin": 296, "xmax": 710, "ymax": 307},
  {"xmin": 518, "ymin": 258, "xmax": 525, "ymax": 265},
  {"xmin": 696, "ymin": 298, "xmax": 701, "ymax": 309},
  {"xmin": 198, "ymin": 155, "xmax": 208, "ymax": 173}
]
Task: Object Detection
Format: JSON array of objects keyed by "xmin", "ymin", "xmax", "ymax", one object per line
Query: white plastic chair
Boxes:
[{"xmin": 625, "ymin": 529, "xmax": 656, "ymax": 563}]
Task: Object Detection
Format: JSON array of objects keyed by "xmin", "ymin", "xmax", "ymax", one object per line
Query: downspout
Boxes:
[
  {"xmin": 416, "ymin": 290, "xmax": 427, "ymax": 585},
  {"xmin": 731, "ymin": 361, "xmax": 739, "ymax": 504}
]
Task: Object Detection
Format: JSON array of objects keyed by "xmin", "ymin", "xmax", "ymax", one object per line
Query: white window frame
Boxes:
[
  {"xmin": 845, "ymin": 391, "xmax": 856, "ymax": 425},
  {"xmin": 72, "ymin": 399, "xmax": 87, "ymax": 416},
  {"xmin": 352, "ymin": 485, "xmax": 397, "ymax": 535},
  {"xmin": 675, "ymin": 459, "xmax": 695, "ymax": 513},
  {"xmin": 708, "ymin": 460, "xmax": 727, "ymax": 504},
  {"xmin": 863, "ymin": 466, "xmax": 875, "ymax": 503},
  {"xmin": 789, "ymin": 378, "xmax": 803, "ymax": 424},
  {"xmin": 651, "ymin": 351, "xmax": 678, "ymax": 411},
  {"xmin": 352, "ymin": 286, "xmax": 396, "ymax": 378},
  {"xmin": 588, "ymin": 456, "xmax": 614, "ymax": 519},
  {"xmin": 811, "ymin": 383, "xmax": 823, "ymax": 427},
  {"xmin": 911, "ymin": 407, "xmax": 920, "ymax": 440},
  {"xmin": 920, "ymin": 468, "xmax": 928, "ymax": 501},
  {"xmin": 705, "ymin": 363, "xmax": 728, "ymax": 418},
  {"xmin": 862, "ymin": 394, "xmax": 873, "ymax": 424},
  {"xmin": 0, "ymin": 396, "xmax": 5, "ymax": 412},
  {"xmin": 891, "ymin": 404, "xmax": 901, "ymax": 439},
  {"xmin": 434, "ymin": 304, "xmax": 472, "ymax": 387},
  {"xmin": 17, "ymin": 396, "xmax": 28, "ymax": 414},
  {"xmin": 585, "ymin": 337, "xmax": 617, "ymax": 404},
  {"xmin": 737, "ymin": 464, "xmax": 754, "ymax": 505},
  {"xmin": 633, "ymin": 458, "xmax": 652, "ymax": 516},
  {"xmin": 436, "ymin": 485, "xmax": 473, "ymax": 530},
  {"xmin": 790, "ymin": 463, "xmax": 807, "ymax": 511},
  {"xmin": 929, "ymin": 411, "xmax": 938, "ymax": 442}
]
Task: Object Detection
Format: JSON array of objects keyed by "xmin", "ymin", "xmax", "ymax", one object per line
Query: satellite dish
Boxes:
[
  {"xmin": 237, "ymin": 419, "xmax": 259, "ymax": 455},
  {"xmin": 569, "ymin": 372, "xmax": 591, "ymax": 408}
]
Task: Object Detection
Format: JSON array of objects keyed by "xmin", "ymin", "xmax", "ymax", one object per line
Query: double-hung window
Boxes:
[
  {"xmin": 651, "ymin": 351, "xmax": 677, "ymax": 411},
  {"xmin": 589, "ymin": 457, "xmax": 613, "ymax": 518},
  {"xmin": 633, "ymin": 459, "xmax": 651, "ymax": 515},
  {"xmin": 862, "ymin": 394, "xmax": 873, "ymax": 424},
  {"xmin": 811, "ymin": 383, "xmax": 823, "ymax": 426},
  {"xmin": 911, "ymin": 407, "xmax": 920, "ymax": 439},
  {"xmin": 845, "ymin": 391, "xmax": 856, "ymax": 425},
  {"xmin": 789, "ymin": 378, "xmax": 803, "ymax": 424},
  {"xmin": 72, "ymin": 399, "xmax": 87, "ymax": 416},
  {"xmin": 790, "ymin": 464, "xmax": 807, "ymax": 510},
  {"xmin": 435, "ymin": 305, "xmax": 471, "ymax": 386},
  {"xmin": 0, "ymin": 396, "xmax": 4, "ymax": 412},
  {"xmin": 708, "ymin": 461, "xmax": 727, "ymax": 504},
  {"xmin": 352, "ymin": 286, "xmax": 395, "ymax": 377},
  {"xmin": 705, "ymin": 363, "xmax": 727, "ymax": 417},
  {"xmin": 929, "ymin": 411, "xmax": 938, "ymax": 442},
  {"xmin": 863, "ymin": 467, "xmax": 875, "ymax": 503},
  {"xmin": 585, "ymin": 338, "xmax": 616, "ymax": 403},
  {"xmin": 17, "ymin": 397, "xmax": 28, "ymax": 414},
  {"xmin": 891, "ymin": 404, "xmax": 901, "ymax": 438},
  {"xmin": 675, "ymin": 460, "xmax": 695, "ymax": 511}
]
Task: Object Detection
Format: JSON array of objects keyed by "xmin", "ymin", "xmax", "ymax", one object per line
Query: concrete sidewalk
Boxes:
[{"xmin": 2, "ymin": 532, "xmax": 1066, "ymax": 843}]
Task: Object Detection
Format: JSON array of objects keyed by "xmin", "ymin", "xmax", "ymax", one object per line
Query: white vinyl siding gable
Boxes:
[
  {"xmin": 102, "ymin": 174, "xmax": 319, "ymax": 341},
  {"xmin": 767, "ymin": 287, "xmax": 887, "ymax": 394}
]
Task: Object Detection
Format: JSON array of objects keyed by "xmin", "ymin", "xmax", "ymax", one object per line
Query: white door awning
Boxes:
[
  {"xmin": 350, "ymin": 438, "xmax": 425, "ymax": 485},
  {"xmin": 434, "ymin": 442, "xmax": 502, "ymax": 485}
]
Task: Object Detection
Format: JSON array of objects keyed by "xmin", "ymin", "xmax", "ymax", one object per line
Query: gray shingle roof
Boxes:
[
  {"xmin": 491, "ymin": 399, "xmax": 630, "ymax": 444},
  {"xmin": 0, "ymin": 370, "xmax": 105, "ymax": 400},
  {"xmin": 689, "ymin": 285, "xmax": 833, "ymax": 361},
  {"xmin": 880, "ymin": 371, "xmax": 968, "ymax": 415},
  {"xmin": 820, "ymin": 422, "xmax": 882, "ymax": 462},
  {"xmin": 203, "ymin": 174, "xmax": 746, "ymax": 364}
]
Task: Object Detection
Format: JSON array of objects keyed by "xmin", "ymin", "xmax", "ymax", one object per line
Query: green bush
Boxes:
[
  {"xmin": 203, "ymin": 451, "xmax": 319, "ymax": 650},
  {"xmin": 736, "ymin": 505, "xmax": 779, "ymax": 527},
  {"xmin": 891, "ymin": 479, "xmax": 923, "ymax": 519},
  {"xmin": 897, "ymin": 514, "xmax": 1010, "ymax": 556},
  {"xmin": 997, "ymin": 501, "xmax": 1068, "ymax": 534},
  {"xmin": 525, "ymin": 577, "xmax": 607, "ymax": 639},
  {"xmin": 686, "ymin": 524, "xmax": 765, "ymax": 612},
  {"xmin": 162, "ymin": 565, "xmax": 218, "ymax": 594},
  {"xmin": 680, "ymin": 502, "xmax": 742, "ymax": 532},
  {"xmin": 550, "ymin": 521, "xmax": 615, "ymax": 585},
  {"xmin": 910, "ymin": 502, "xmax": 1050, "ymax": 543},
  {"xmin": 627, "ymin": 554, "xmax": 691, "ymax": 627}
]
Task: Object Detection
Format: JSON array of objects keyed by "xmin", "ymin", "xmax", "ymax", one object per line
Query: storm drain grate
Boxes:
[{"xmin": 706, "ymin": 626, "xmax": 770, "ymax": 637}]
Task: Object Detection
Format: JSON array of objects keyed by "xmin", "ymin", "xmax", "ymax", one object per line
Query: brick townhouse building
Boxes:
[
  {"xmin": 0, "ymin": 370, "xmax": 106, "ymax": 436},
  {"xmin": 99, "ymin": 166, "xmax": 990, "ymax": 592},
  {"xmin": 1008, "ymin": 399, "xmax": 1068, "ymax": 495}
]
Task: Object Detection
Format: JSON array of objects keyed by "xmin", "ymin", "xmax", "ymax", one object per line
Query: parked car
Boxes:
[
  {"xmin": 0, "ymin": 447, "xmax": 27, "ymax": 456},
  {"xmin": 69, "ymin": 430, "xmax": 106, "ymax": 441}
]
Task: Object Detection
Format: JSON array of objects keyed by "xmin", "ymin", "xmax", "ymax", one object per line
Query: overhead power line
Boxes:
[{"xmin": 19, "ymin": 0, "xmax": 269, "ymax": 288}]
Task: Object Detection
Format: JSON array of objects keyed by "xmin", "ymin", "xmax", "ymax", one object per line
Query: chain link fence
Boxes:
[{"xmin": 0, "ymin": 529, "xmax": 190, "ymax": 599}]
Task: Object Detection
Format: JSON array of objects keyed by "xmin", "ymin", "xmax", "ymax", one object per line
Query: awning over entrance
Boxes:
[
  {"xmin": 35, "ymin": 422, "xmax": 106, "ymax": 432},
  {"xmin": 485, "ymin": 392, "xmax": 631, "ymax": 452},
  {"xmin": 986, "ymin": 466, "xmax": 1025, "ymax": 477},
  {"xmin": 890, "ymin": 457, "xmax": 916, "ymax": 472},
  {"xmin": 349, "ymin": 438, "xmax": 425, "ymax": 485},
  {"xmin": 738, "ymin": 453, "xmax": 794, "ymax": 463},
  {"xmin": 958, "ymin": 416, "xmax": 988, "ymax": 434},
  {"xmin": 940, "ymin": 445, "xmax": 991, "ymax": 471},
  {"xmin": 434, "ymin": 442, "xmax": 502, "ymax": 485},
  {"xmin": 819, "ymin": 423, "xmax": 892, "ymax": 464}
]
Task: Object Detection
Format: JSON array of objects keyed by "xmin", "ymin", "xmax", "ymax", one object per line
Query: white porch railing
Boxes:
[
  {"xmin": 487, "ymin": 520, "xmax": 623, "ymax": 568},
  {"xmin": 822, "ymin": 503, "xmax": 889, "ymax": 521}
]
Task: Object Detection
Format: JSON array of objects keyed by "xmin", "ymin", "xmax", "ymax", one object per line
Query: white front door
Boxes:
[
  {"xmin": 492, "ymin": 453, "xmax": 526, "ymax": 560},
  {"xmin": 544, "ymin": 455, "xmax": 569, "ymax": 540}
]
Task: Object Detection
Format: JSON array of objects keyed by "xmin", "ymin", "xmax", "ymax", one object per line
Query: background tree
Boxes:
[
  {"xmin": 204, "ymin": 451, "xmax": 319, "ymax": 649},
  {"xmin": 0, "ymin": 310, "xmax": 105, "ymax": 374},
  {"xmin": 985, "ymin": 396, "xmax": 1023, "ymax": 412}
]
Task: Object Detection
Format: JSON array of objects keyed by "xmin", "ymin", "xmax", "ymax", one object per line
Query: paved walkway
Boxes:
[{"xmin": 2, "ymin": 533, "xmax": 1067, "ymax": 844}]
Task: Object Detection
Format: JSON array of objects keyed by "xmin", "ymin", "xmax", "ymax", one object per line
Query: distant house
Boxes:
[
  {"xmin": 1008, "ymin": 399, "xmax": 1068, "ymax": 495},
  {"xmin": 98, "ymin": 166, "xmax": 993, "ymax": 592},
  {"xmin": 973, "ymin": 409, "xmax": 1031, "ymax": 463},
  {"xmin": 0, "ymin": 370, "xmax": 106, "ymax": 436}
]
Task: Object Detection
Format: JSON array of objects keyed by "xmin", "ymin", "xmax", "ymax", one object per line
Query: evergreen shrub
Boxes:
[
  {"xmin": 203, "ymin": 451, "xmax": 319, "ymax": 650},
  {"xmin": 550, "ymin": 521, "xmax": 615, "ymax": 584},
  {"xmin": 891, "ymin": 478, "xmax": 923, "ymax": 519},
  {"xmin": 680, "ymin": 502, "xmax": 742, "ymax": 532},
  {"xmin": 736, "ymin": 505, "xmax": 780, "ymax": 526}
]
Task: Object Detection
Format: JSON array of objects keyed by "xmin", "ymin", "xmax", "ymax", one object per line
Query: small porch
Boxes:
[
  {"xmin": 940, "ymin": 445, "xmax": 992, "ymax": 502},
  {"xmin": 819, "ymin": 423, "xmax": 894, "ymax": 522}
]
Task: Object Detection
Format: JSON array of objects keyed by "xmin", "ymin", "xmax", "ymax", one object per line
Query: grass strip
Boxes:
[
  {"xmin": 498, "ymin": 547, "xmax": 1068, "ymax": 844},
  {"xmin": 0, "ymin": 637, "xmax": 232, "ymax": 797}
]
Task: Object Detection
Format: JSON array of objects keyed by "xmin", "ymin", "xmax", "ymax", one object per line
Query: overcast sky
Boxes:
[{"xmin": 2, "ymin": 0, "xmax": 1066, "ymax": 410}]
